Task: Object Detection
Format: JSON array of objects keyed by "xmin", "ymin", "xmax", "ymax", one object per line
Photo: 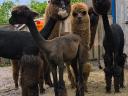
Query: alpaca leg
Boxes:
[
  {"xmin": 58, "ymin": 60, "xmax": 67, "ymax": 96},
  {"xmin": 27, "ymin": 82, "xmax": 39, "ymax": 96},
  {"xmin": 104, "ymin": 67, "xmax": 112, "ymax": 93},
  {"xmin": 83, "ymin": 72, "xmax": 90, "ymax": 92},
  {"xmin": 51, "ymin": 64, "xmax": 58, "ymax": 96},
  {"xmin": 66, "ymin": 64, "xmax": 76, "ymax": 88},
  {"xmin": 20, "ymin": 73, "xmax": 28, "ymax": 96},
  {"xmin": 41, "ymin": 54, "xmax": 53, "ymax": 87},
  {"xmin": 12, "ymin": 60, "xmax": 20, "ymax": 89},
  {"xmin": 44, "ymin": 63, "xmax": 53, "ymax": 87},
  {"xmin": 21, "ymin": 85, "xmax": 28, "ymax": 96},
  {"xmin": 120, "ymin": 68, "xmax": 125, "ymax": 88},
  {"xmin": 113, "ymin": 66, "xmax": 122, "ymax": 93},
  {"xmin": 76, "ymin": 63, "xmax": 84, "ymax": 96},
  {"xmin": 39, "ymin": 67, "xmax": 45, "ymax": 94}
]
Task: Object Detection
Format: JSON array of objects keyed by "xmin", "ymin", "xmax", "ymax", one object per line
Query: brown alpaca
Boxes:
[
  {"xmin": 9, "ymin": 5, "xmax": 86, "ymax": 96},
  {"xmin": 11, "ymin": 0, "xmax": 71, "ymax": 90},
  {"xmin": 20, "ymin": 55, "xmax": 43, "ymax": 96},
  {"xmin": 44, "ymin": 0, "xmax": 71, "ymax": 39},
  {"xmin": 42, "ymin": 0, "xmax": 71, "ymax": 86}
]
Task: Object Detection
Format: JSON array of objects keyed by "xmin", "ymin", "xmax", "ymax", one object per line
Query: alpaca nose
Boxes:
[{"xmin": 77, "ymin": 13, "xmax": 82, "ymax": 19}]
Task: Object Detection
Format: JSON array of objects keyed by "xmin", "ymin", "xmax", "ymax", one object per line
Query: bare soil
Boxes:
[{"xmin": 0, "ymin": 65, "xmax": 128, "ymax": 96}]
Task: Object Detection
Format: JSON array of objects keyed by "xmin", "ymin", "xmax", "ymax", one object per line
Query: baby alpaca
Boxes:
[{"xmin": 20, "ymin": 55, "xmax": 43, "ymax": 96}]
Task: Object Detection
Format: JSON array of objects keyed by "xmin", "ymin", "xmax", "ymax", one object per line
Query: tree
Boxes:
[
  {"xmin": 0, "ymin": 1, "xmax": 14, "ymax": 24},
  {"xmin": 30, "ymin": 0, "xmax": 47, "ymax": 17}
]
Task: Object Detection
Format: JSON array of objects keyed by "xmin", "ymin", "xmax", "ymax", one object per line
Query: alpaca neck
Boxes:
[
  {"xmin": 40, "ymin": 17, "xmax": 57, "ymax": 39},
  {"xmin": 102, "ymin": 15, "xmax": 113, "ymax": 42},
  {"xmin": 26, "ymin": 17, "xmax": 46, "ymax": 47}
]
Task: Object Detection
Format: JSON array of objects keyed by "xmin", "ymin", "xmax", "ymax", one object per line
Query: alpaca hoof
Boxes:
[
  {"xmin": 40, "ymin": 88, "xmax": 45, "ymax": 94},
  {"xmin": 115, "ymin": 90, "xmax": 120, "ymax": 93},
  {"xmin": 120, "ymin": 85, "xmax": 125, "ymax": 88},
  {"xmin": 76, "ymin": 87, "xmax": 84, "ymax": 96},
  {"xmin": 58, "ymin": 88, "xmax": 67, "ymax": 96},
  {"xmin": 106, "ymin": 90, "xmax": 111, "ymax": 93}
]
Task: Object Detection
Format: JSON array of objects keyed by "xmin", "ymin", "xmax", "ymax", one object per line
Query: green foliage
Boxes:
[
  {"xmin": 30, "ymin": 0, "xmax": 47, "ymax": 17},
  {"xmin": 71, "ymin": 0, "xmax": 85, "ymax": 3},
  {"xmin": 0, "ymin": 1, "xmax": 14, "ymax": 24}
]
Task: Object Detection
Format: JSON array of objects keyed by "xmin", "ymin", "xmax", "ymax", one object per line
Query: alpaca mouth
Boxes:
[{"xmin": 58, "ymin": 8, "xmax": 69, "ymax": 19}]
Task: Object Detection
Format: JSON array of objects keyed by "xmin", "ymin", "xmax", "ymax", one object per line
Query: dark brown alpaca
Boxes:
[
  {"xmin": 11, "ymin": 0, "xmax": 71, "ymax": 90},
  {"xmin": 9, "ymin": 5, "xmax": 86, "ymax": 96},
  {"xmin": 20, "ymin": 55, "xmax": 43, "ymax": 96}
]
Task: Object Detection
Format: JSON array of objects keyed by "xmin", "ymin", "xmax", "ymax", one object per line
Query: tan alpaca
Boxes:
[{"xmin": 67, "ymin": 3, "xmax": 91, "ymax": 92}]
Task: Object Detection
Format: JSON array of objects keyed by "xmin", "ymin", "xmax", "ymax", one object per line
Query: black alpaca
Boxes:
[
  {"xmin": 93, "ymin": 0, "xmax": 126, "ymax": 93},
  {"xmin": 0, "ymin": 17, "xmax": 56, "ymax": 89}
]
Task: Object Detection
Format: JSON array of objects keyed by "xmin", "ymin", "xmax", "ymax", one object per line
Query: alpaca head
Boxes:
[
  {"xmin": 71, "ymin": 3, "xmax": 89, "ymax": 24},
  {"xmin": 9, "ymin": 5, "xmax": 38, "ymax": 25},
  {"xmin": 92, "ymin": 0, "xmax": 111, "ymax": 15},
  {"xmin": 46, "ymin": 0, "xmax": 71, "ymax": 20}
]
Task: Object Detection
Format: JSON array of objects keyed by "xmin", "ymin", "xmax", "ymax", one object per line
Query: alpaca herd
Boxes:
[{"xmin": 0, "ymin": 0, "xmax": 127, "ymax": 96}]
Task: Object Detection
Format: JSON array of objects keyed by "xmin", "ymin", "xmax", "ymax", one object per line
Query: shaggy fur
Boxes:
[
  {"xmin": 20, "ymin": 55, "xmax": 43, "ymax": 96},
  {"xmin": 66, "ymin": 3, "xmax": 90, "ymax": 92},
  {"xmin": 71, "ymin": 3, "xmax": 90, "ymax": 48},
  {"xmin": 11, "ymin": 0, "xmax": 71, "ymax": 90},
  {"xmin": 10, "ymin": 5, "xmax": 86, "ymax": 96},
  {"xmin": 44, "ymin": 0, "xmax": 71, "ymax": 39},
  {"xmin": 93, "ymin": 0, "xmax": 126, "ymax": 93}
]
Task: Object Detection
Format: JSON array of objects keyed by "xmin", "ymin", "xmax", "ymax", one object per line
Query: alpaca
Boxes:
[
  {"xmin": 60, "ymin": 3, "xmax": 99, "ymax": 92},
  {"xmin": 66, "ymin": 3, "xmax": 90, "ymax": 92},
  {"xmin": 9, "ymin": 5, "xmax": 86, "ymax": 96},
  {"xmin": 10, "ymin": 0, "xmax": 71, "ymax": 89},
  {"xmin": 93, "ymin": 0, "xmax": 126, "ymax": 93},
  {"xmin": 20, "ymin": 55, "xmax": 43, "ymax": 96},
  {"xmin": 41, "ymin": 0, "xmax": 71, "ymax": 85},
  {"xmin": 44, "ymin": 0, "xmax": 71, "ymax": 39}
]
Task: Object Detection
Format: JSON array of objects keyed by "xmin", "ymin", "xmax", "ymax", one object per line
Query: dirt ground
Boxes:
[{"xmin": 0, "ymin": 63, "xmax": 128, "ymax": 96}]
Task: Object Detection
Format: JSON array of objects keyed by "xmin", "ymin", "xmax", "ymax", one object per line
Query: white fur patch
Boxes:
[{"xmin": 58, "ymin": 8, "xmax": 68, "ymax": 18}]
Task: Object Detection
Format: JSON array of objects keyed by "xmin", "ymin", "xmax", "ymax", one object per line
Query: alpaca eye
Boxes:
[
  {"xmin": 82, "ymin": 11, "xmax": 87, "ymax": 15},
  {"xmin": 72, "ymin": 12, "xmax": 77, "ymax": 17}
]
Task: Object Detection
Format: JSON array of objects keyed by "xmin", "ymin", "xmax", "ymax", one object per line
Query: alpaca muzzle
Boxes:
[{"xmin": 58, "ymin": 8, "xmax": 68, "ymax": 19}]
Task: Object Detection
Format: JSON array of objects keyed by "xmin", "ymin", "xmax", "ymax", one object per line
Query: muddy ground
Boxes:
[{"xmin": 0, "ymin": 62, "xmax": 128, "ymax": 96}]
